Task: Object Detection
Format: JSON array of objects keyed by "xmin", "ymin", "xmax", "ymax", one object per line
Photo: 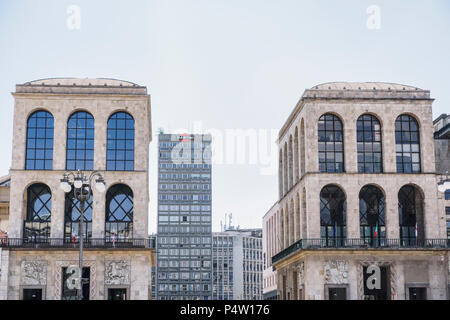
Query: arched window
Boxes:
[
  {"xmin": 66, "ymin": 111, "xmax": 94, "ymax": 171},
  {"xmin": 300, "ymin": 119, "xmax": 305, "ymax": 176},
  {"xmin": 320, "ymin": 185, "xmax": 346, "ymax": 246},
  {"xmin": 294, "ymin": 127, "xmax": 299, "ymax": 182},
  {"xmin": 359, "ymin": 185, "xmax": 385, "ymax": 245},
  {"xmin": 395, "ymin": 115, "xmax": 420, "ymax": 173},
  {"xmin": 279, "ymin": 149, "xmax": 283, "ymax": 198},
  {"xmin": 25, "ymin": 111, "xmax": 54, "ymax": 170},
  {"xmin": 357, "ymin": 114, "xmax": 382, "ymax": 173},
  {"xmin": 24, "ymin": 183, "xmax": 51, "ymax": 240},
  {"xmin": 288, "ymin": 135, "xmax": 293, "ymax": 189},
  {"xmin": 398, "ymin": 185, "xmax": 424, "ymax": 245},
  {"xmin": 318, "ymin": 114, "xmax": 344, "ymax": 173},
  {"xmin": 105, "ymin": 184, "xmax": 133, "ymax": 240},
  {"xmin": 107, "ymin": 112, "xmax": 135, "ymax": 171},
  {"xmin": 64, "ymin": 188, "xmax": 93, "ymax": 242}
]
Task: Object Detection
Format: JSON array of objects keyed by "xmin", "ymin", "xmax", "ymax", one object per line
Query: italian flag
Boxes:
[{"xmin": 374, "ymin": 222, "xmax": 378, "ymax": 238}]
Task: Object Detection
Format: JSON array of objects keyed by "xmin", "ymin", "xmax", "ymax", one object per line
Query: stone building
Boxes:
[
  {"xmin": 263, "ymin": 202, "xmax": 278, "ymax": 300},
  {"xmin": 212, "ymin": 228, "xmax": 263, "ymax": 300},
  {"xmin": 265, "ymin": 82, "xmax": 449, "ymax": 300},
  {"xmin": 0, "ymin": 78, "xmax": 155, "ymax": 300}
]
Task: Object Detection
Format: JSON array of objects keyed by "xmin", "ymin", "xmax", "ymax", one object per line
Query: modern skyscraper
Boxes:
[
  {"xmin": 212, "ymin": 228, "xmax": 263, "ymax": 300},
  {"xmin": 156, "ymin": 133, "xmax": 213, "ymax": 300}
]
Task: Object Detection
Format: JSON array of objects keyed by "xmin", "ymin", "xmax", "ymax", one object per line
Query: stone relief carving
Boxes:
[
  {"xmin": 324, "ymin": 260, "xmax": 348, "ymax": 284},
  {"xmin": 296, "ymin": 261, "xmax": 305, "ymax": 285},
  {"xmin": 21, "ymin": 261, "xmax": 47, "ymax": 285},
  {"xmin": 105, "ymin": 260, "xmax": 130, "ymax": 285}
]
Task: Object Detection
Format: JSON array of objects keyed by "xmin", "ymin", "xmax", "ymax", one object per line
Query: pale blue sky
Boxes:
[{"xmin": 0, "ymin": 0, "xmax": 449, "ymax": 233}]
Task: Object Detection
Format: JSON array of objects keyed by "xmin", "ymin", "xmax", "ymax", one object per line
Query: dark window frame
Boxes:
[
  {"xmin": 24, "ymin": 183, "xmax": 52, "ymax": 240},
  {"xmin": 25, "ymin": 110, "xmax": 54, "ymax": 170},
  {"xmin": 106, "ymin": 112, "xmax": 135, "ymax": 171},
  {"xmin": 318, "ymin": 114, "xmax": 344, "ymax": 173},
  {"xmin": 395, "ymin": 115, "xmax": 421, "ymax": 173},
  {"xmin": 359, "ymin": 185, "xmax": 386, "ymax": 244},
  {"xmin": 357, "ymin": 114, "xmax": 382, "ymax": 173},
  {"xmin": 66, "ymin": 111, "xmax": 95, "ymax": 171},
  {"xmin": 64, "ymin": 188, "xmax": 93, "ymax": 241},
  {"xmin": 105, "ymin": 184, "xmax": 134, "ymax": 240},
  {"xmin": 320, "ymin": 185, "xmax": 346, "ymax": 245}
]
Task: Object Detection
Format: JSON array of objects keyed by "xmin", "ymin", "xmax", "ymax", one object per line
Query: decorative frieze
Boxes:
[
  {"xmin": 105, "ymin": 260, "xmax": 130, "ymax": 285},
  {"xmin": 324, "ymin": 260, "xmax": 348, "ymax": 284},
  {"xmin": 21, "ymin": 260, "xmax": 47, "ymax": 285}
]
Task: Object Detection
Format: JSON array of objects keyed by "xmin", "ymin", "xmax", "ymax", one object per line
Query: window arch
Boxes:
[
  {"xmin": 318, "ymin": 114, "xmax": 344, "ymax": 173},
  {"xmin": 357, "ymin": 114, "xmax": 382, "ymax": 173},
  {"xmin": 66, "ymin": 111, "xmax": 94, "ymax": 171},
  {"xmin": 395, "ymin": 115, "xmax": 420, "ymax": 173},
  {"xmin": 359, "ymin": 185, "xmax": 385, "ymax": 245},
  {"xmin": 105, "ymin": 184, "xmax": 134, "ymax": 240},
  {"xmin": 288, "ymin": 135, "xmax": 293, "ymax": 189},
  {"xmin": 107, "ymin": 112, "xmax": 135, "ymax": 171},
  {"xmin": 320, "ymin": 185, "xmax": 346, "ymax": 245},
  {"xmin": 64, "ymin": 188, "xmax": 93, "ymax": 241},
  {"xmin": 25, "ymin": 110, "xmax": 54, "ymax": 170},
  {"xmin": 24, "ymin": 183, "xmax": 51, "ymax": 240},
  {"xmin": 398, "ymin": 185, "xmax": 424, "ymax": 245},
  {"xmin": 294, "ymin": 127, "xmax": 299, "ymax": 182}
]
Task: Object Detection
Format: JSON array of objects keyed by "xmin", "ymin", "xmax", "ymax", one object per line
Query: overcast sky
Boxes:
[{"xmin": 0, "ymin": 0, "xmax": 449, "ymax": 234}]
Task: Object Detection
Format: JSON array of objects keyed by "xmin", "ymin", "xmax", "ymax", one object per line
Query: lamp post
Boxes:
[{"xmin": 60, "ymin": 170, "xmax": 106, "ymax": 300}]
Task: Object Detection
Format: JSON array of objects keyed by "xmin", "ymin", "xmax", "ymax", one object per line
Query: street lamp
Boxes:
[
  {"xmin": 60, "ymin": 170, "xmax": 106, "ymax": 300},
  {"xmin": 437, "ymin": 171, "xmax": 450, "ymax": 193}
]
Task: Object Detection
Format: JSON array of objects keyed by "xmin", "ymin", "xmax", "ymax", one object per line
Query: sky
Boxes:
[{"xmin": 0, "ymin": 0, "xmax": 449, "ymax": 234}]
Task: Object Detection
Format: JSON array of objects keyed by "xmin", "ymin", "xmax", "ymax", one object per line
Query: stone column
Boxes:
[{"xmin": 385, "ymin": 188, "xmax": 399, "ymax": 239}]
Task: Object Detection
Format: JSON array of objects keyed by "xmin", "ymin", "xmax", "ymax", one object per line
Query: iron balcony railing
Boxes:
[
  {"xmin": 271, "ymin": 238, "xmax": 450, "ymax": 265},
  {"xmin": 0, "ymin": 237, "xmax": 156, "ymax": 249}
]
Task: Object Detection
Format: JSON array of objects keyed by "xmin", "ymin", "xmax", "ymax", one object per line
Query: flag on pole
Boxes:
[
  {"xmin": 374, "ymin": 222, "xmax": 378, "ymax": 238},
  {"xmin": 72, "ymin": 234, "xmax": 76, "ymax": 244}
]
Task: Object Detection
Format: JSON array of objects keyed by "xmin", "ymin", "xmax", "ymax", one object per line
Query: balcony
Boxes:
[
  {"xmin": 0, "ymin": 237, "xmax": 156, "ymax": 250},
  {"xmin": 271, "ymin": 238, "xmax": 450, "ymax": 265}
]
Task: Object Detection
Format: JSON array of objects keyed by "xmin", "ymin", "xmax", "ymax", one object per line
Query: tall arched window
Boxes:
[
  {"xmin": 107, "ymin": 112, "xmax": 135, "ymax": 171},
  {"xmin": 320, "ymin": 185, "xmax": 346, "ymax": 246},
  {"xmin": 395, "ymin": 115, "xmax": 420, "ymax": 173},
  {"xmin": 357, "ymin": 114, "xmax": 382, "ymax": 173},
  {"xmin": 279, "ymin": 149, "xmax": 283, "ymax": 198},
  {"xmin": 24, "ymin": 183, "xmax": 51, "ymax": 240},
  {"xmin": 288, "ymin": 135, "xmax": 293, "ymax": 189},
  {"xmin": 66, "ymin": 111, "xmax": 94, "ymax": 171},
  {"xmin": 359, "ymin": 185, "xmax": 385, "ymax": 245},
  {"xmin": 398, "ymin": 185, "xmax": 424, "ymax": 245},
  {"xmin": 64, "ymin": 188, "xmax": 93, "ymax": 241},
  {"xmin": 294, "ymin": 127, "xmax": 299, "ymax": 183},
  {"xmin": 318, "ymin": 114, "xmax": 344, "ymax": 173},
  {"xmin": 25, "ymin": 111, "xmax": 54, "ymax": 170},
  {"xmin": 105, "ymin": 184, "xmax": 133, "ymax": 240}
]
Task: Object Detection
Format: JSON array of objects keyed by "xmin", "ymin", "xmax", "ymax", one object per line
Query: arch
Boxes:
[
  {"xmin": 318, "ymin": 113, "xmax": 344, "ymax": 173},
  {"xmin": 359, "ymin": 185, "xmax": 385, "ymax": 245},
  {"xmin": 24, "ymin": 183, "xmax": 52, "ymax": 240},
  {"xmin": 279, "ymin": 209, "xmax": 285, "ymax": 250},
  {"xmin": 66, "ymin": 111, "xmax": 95, "ymax": 171},
  {"xmin": 283, "ymin": 143, "xmax": 288, "ymax": 194},
  {"xmin": 295, "ymin": 192, "xmax": 300, "ymax": 241},
  {"xmin": 288, "ymin": 135, "xmax": 293, "ymax": 189},
  {"xmin": 301, "ymin": 188, "xmax": 307, "ymax": 238},
  {"xmin": 284, "ymin": 203, "xmax": 289, "ymax": 248},
  {"xmin": 279, "ymin": 149, "xmax": 283, "ymax": 198},
  {"xmin": 320, "ymin": 184, "xmax": 346, "ymax": 245},
  {"xmin": 357, "ymin": 114, "xmax": 383, "ymax": 173},
  {"xmin": 289, "ymin": 198, "xmax": 295, "ymax": 245},
  {"xmin": 300, "ymin": 119, "xmax": 305, "ymax": 177},
  {"xmin": 107, "ymin": 111, "xmax": 135, "ymax": 171},
  {"xmin": 25, "ymin": 110, "xmax": 54, "ymax": 170},
  {"xmin": 395, "ymin": 114, "xmax": 421, "ymax": 173},
  {"xmin": 398, "ymin": 184, "xmax": 425, "ymax": 245},
  {"xmin": 64, "ymin": 187, "xmax": 93, "ymax": 241},
  {"xmin": 294, "ymin": 127, "xmax": 299, "ymax": 183},
  {"xmin": 105, "ymin": 183, "xmax": 134, "ymax": 240}
]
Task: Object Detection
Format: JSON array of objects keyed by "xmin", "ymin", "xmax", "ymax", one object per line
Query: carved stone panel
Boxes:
[
  {"xmin": 296, "ymin": 261, "xmax": 305, "ymax": 285},
  {"xmin": 324, "ymin": 260, "xmax": 348, "ymax": 284},
  {"xmin": 21, "ymin": 261, "xmax": 47, "ymax": 285},
  {"xmin": 105, "ymin": 260, "xmax": 130, "ymax": 285}
]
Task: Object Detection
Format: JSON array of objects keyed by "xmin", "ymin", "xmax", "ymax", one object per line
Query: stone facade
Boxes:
[
  {"xmin": 265, "ymin": 82, "xmax": 449, "ymax": 300},
  {"xmin": 3, "ymin": 78, "xmax": 155, "ymax": 300}
]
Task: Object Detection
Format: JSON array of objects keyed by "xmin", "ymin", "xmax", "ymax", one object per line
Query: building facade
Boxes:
[
  {"xmin": 263, "ymin": 203, "xmax": 278, "ymax": 300},
  {"xmin": 265, "ymin": 82, "xmax": 449, "ymax": 300},
  {"xmin": 212, "ymin": 228, "xmax": 263, "ymax": 300},
  {"xmin": 0, "ymin": 78, "xmax": 155, "ymax": 300},
  {"xmin": 156, "ymin": 133, "xmax": 213, "ymax": 300}
]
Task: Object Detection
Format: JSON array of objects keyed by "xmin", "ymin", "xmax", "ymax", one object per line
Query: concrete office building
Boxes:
[
  {"xmin": 212, "ymin": 228, "xmax": 263, "ymax": 300},
  {"xmin": 265, "ymin": 82, "xmax": 449, "ymax": 300},
  {"xmin": 156, "ymin": 133, "xmax": 213, "ymax": 300},
  {"xmin": 0, "ymin": 78, "xmax": 155, "ymax": 300}
]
